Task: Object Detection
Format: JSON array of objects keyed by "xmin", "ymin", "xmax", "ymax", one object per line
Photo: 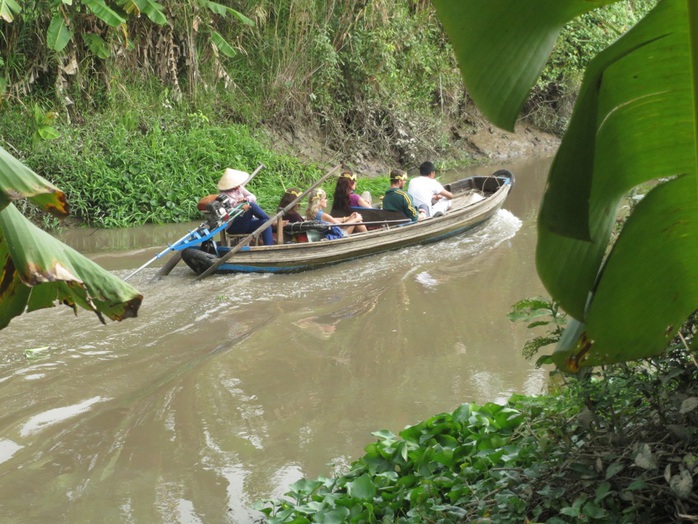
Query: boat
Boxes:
[{"xmin": 176, "ymin": 169, "xmax": 514, "ymax": 275}]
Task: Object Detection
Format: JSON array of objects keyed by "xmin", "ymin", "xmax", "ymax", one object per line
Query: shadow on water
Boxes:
[{"xmin": 0, "ymin": 156, "xmax": 553, "ymax": 523}]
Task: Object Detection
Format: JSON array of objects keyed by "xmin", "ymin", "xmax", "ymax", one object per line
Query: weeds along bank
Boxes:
[
  {"xmin": 5, "ymin": 113, "xmax": 320, "ymax": 228},
  {"xmin": 2, "ymin": 108, "xmax": 394, "ymax": 229}
]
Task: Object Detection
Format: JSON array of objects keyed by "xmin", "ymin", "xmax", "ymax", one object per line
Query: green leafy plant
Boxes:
[
  {"xmin": 31, "ymin": 104, "xmax": 59, "ymax": 147},
  {"xmin": 505, "ymin": 292, "xmax": 698, "ymax": 521},
  {"xmin": 433, "ymin": 0, "xmax": 697, "ymax": 370},
  {"xmin": 256, "ymin": 401, "xmax": 536, "ymax": 523},
  {"xmin": 508, "ymin": 297, "xmax": 567, "ymax": 360},
  {"xmin": 0, "ymin": 146, "xmax": 142, "ymax": 329},
  {"xmin": 0, "ymin": 0, "xmax": 20, "ymax": 23}
]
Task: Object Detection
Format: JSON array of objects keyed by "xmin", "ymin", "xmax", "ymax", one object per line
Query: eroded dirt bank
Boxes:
[{"xmin": 271, "ymin": 121, "xmax": 560, "ymax": 176}]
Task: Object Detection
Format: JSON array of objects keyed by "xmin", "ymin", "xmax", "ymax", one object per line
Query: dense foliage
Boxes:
[
  {"xmin": 1, "ymin": 0, "xmax": 654, "ymax": 186},
  {"xmin": 1, "ymin": 103, "xmax": 389, "ymax": 229}
]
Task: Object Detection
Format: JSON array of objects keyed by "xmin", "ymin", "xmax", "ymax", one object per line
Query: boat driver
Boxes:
[{"xmin": 217, "ymin": 168, "xmax": 274, "ymax": 245}]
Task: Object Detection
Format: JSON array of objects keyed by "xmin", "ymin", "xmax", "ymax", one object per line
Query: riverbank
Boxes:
[
  {"xmin": 8, "ymin": 103, "xmax": 559, "ymax": 230},
  {"xmin": 270, "ymin": 119, "xmax": 561, "ymax": 177},
  {"xmin": 258, "ymin": 330, "xmax": 698, "ymax": 524}
]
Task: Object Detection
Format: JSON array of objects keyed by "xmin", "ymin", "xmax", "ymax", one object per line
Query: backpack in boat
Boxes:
[{"xmin": 323, "ymin": 225, "xmax": 344, "ymax": 240}]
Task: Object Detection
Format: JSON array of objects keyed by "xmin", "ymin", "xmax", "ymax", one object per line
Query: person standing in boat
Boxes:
[
  {"xmin": 217, "ymin": 168, "xmax": 274, "ymax": 245},
  {"xmin": 306, "ymin": 188, "xmax": 368, "ymax": 236},
  {"xmin": 407, "ymin": 161, "xmax": 453, "ymax": 217},
  {"xmin": 331, "ymin": 171, "xmax": 372, "ymax": 215},
  {"xmin": 382, "ymin": 169, "xmax": 426, "ymax": 223}
]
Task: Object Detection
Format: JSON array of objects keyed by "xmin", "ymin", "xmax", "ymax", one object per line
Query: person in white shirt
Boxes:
[{"xmin": 407, "ymin": 161, "xmax": 453, "ymax": 217}]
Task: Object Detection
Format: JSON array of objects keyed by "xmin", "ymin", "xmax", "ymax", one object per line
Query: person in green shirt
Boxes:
[{"xmin": 382, "ymin": 169, "xmax": 427, "ymax": 223}]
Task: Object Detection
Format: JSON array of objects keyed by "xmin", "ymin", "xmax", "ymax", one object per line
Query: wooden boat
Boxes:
[{"xmin": 179, "ymin": 169, "xmax": 514, "ymax": 275}]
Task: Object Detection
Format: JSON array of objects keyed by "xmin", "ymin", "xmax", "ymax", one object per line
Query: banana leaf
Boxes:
[
  {"xmin": 47, "ymin": 14, "xmax": 74, "ymax": 52},
  {"xmin": 433, "ymin": 0, "xmax": 697, "ymax": 370},
  {"xmin": 0, "ymin": 204, "xmax": 142, "ymax": 329},
  {"xmin": 132, "ymin": 0, "xmax": 167, "ymax": 25},
  {"xmin": 0, "ymin": 146, "xmax": 68, "ymax": 216},
  {"xmin": 0, "ymin": 0, "xmax": 21, "ymax": 23},
  {"xmin": 0, "ymin": 146, "xmax": 142, "ymax": 329},
  {"xmin": 83, "ymin": 0, "xmax": 126, "ymax": 27}
]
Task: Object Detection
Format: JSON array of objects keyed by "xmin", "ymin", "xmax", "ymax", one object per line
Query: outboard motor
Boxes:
[{"xmin": 205, "ymin": 194, "xmax": 236, "ymax": 229}]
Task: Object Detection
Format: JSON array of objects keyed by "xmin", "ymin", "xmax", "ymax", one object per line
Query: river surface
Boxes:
[{"xmin": 0, "ymin": 156, "xmax": 552, "ymax": 523}]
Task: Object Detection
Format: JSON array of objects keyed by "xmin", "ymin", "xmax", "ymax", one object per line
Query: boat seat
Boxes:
[{"xmin": 219, "ymin": 230, "xmax": 261, "ymax": 247}]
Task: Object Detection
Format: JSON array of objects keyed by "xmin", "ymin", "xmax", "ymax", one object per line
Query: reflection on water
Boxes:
[
  {"xmin": 0, "ymin": 439, "xmax": 22, "ymax": 465},
  {"xmin": 0, "ymin": 156, "xmax": 553, "ymax": 523},
  {"xmin": 20, "ymin": 396, "xmax": 106, "ymax": 437}
]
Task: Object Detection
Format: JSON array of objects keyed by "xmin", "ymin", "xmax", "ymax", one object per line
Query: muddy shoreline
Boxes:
[{"xmin": 271, "ymin": 121, "xmax": 561, "ymax": 177}]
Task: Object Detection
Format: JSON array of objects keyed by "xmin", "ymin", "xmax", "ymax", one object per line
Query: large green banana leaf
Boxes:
[
  {"xmin": 433, "ymin": 0, "xmax": 696, "ymax": 370},
  {"xmin": 0, "ymin": 147, "xmax": 142, "ymax": 329},
  {"xmin": 0, "ymin": 146, "xmax": 68, "ymax": 216}
]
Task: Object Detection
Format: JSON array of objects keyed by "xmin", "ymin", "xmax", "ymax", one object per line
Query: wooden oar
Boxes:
[
  {"xmin": 151, "ymin": 162, "xmax": 266, "ymax": 281},
  {"xmin": 150, "ymin": 251, "xmax": 182, "ymax": 282},
  {"xmin": 194, "ymin": 163, "xmax": 342, "ymax": 281}
]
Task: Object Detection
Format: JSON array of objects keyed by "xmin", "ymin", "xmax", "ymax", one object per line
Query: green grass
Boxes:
[
  {"xmin": 1, "ymin": 101, "xmax": 397, "ymax": 229},
  {"xmin": 13, "ymin": 113, "xmax": 325, "ymax": 228}
]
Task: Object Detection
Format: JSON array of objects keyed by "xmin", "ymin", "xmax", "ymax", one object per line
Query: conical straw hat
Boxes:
[{"xmin": 217, "ymin": 168, "xmax": 249, "ymax": 190}]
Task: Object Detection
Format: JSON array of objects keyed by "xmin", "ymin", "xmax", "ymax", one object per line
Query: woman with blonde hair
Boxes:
[{"xmin": 306, "ymin": 188, "xmax": 367, "ymax": 236}]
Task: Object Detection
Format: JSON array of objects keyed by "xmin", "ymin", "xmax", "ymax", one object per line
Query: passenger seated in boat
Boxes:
[
  {"xmin": 408, "ymin": 161, "xmax": 453, "ymax": 217},
  {"xmin": 217, "ymin": 168, "xmax": 273, "ymax": 245},
  {"xmin": 331, "ymin": 171, "xmax": 372, "ymax": 215},
  {"xmin": 278, "ymin": 187, "xmax": 304, "ymax": 223},
  {"xmin": 382, "ymin": 169, "xmax": 427, "ymax": 223},
  {"xmin": 306, "ymin": 188, "xmax": 368, "ymax": 237}
]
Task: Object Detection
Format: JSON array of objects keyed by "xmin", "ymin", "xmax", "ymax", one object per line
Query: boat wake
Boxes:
[
  {"xmin": 0, "ymin": 210, "xmax": 522, "ymax": 358},
  {"xmin": 350, "ymin": 208, "xmax": 522, "ymax": 281}
]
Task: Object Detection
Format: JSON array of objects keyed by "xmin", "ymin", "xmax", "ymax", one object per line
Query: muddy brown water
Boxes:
[{"xmin": 0, "ymin": 156, "xmax": 552, "ymax": 523}]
